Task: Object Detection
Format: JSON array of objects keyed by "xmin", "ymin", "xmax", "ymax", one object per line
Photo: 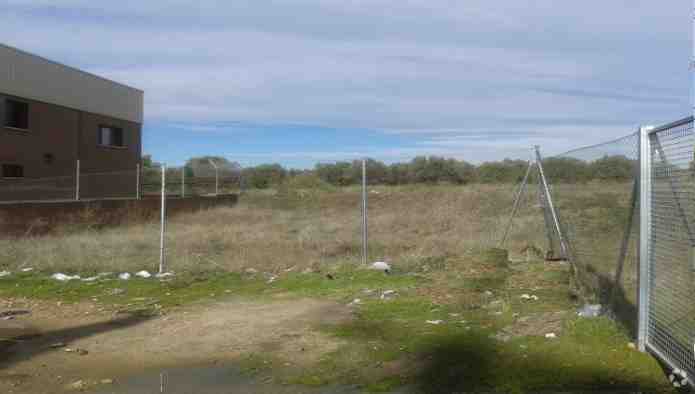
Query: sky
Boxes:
[{"xmin": 1, "ymin": 1, "xmax": 692, "ymax": 168}]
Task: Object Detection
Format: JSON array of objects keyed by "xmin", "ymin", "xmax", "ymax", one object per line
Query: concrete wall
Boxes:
[{"xmin": 0, "ymin": 43, "xmax": 143, "ymax": 124}]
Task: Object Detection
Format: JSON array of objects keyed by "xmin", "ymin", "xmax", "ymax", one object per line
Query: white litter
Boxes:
[
  {"xmin": 520, "ymin": 294, "xmax": 531, "ymax": 300},
  {"xmin": 267, "ymin": 276, "xmax": 277, "ymax": 284},
  {"xmin": 0, "ymin": 271, "xmax": 11, "ymax": 278},
  {"xmin": 545, "ymin": 333, "xmax": 557, "ymax": 339},
  {"xmin": 52, "ymin": 273, "xmax": 81, "ymax": 281},
  {"xmin": 245, "ymin": 268, "xmax": 258, "ymax": 274},
  {"xmin": 426, "ymin": 320, "xmax": 444, "ymax": 325},
  {"xmin": 380, "ymin": 290, "xmax": 397, "ymax": 299},
  {"xmin": 21, "ymin": 268, "xmax": 34, "ymax": 272},
  {"xmin": 531, "ymin": 295, "xmax": 539, "ymax": 301},
  {"xmin": 577, "ymin": 304, "xmax": 602, "ymax": 318},
  {"xmin": 156, "ymin": 272, "xmax": 175, "ymax": 279},
  {"xmin": 135, "ymin": 270, "xmax": 152, "ymax": 279},
  {"xmin": 81, "ymin": 276, "xmax": 99, "ymax": 282},
  {"xmin": 118, "ymin": 273, "xmax": 131, "ymax": 280},
  {"xmin": 348, "ymin": 298, "xmax": 362, "ymax": 306},
  {"xmin": 369, "ymin": 261, "xmax": 391, "ymax": 273}
]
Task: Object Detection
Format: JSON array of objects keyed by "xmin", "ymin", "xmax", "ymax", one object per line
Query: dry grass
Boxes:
[{"xmin": 0, "ymin": 183, "xmax": 629, "ymax": 286}]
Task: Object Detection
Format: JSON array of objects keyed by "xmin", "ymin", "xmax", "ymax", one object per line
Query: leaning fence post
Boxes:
[
  {"xmin": 637, "ymin": 126, "xmax": 653, "ymax": 352},
  {"xmin": 534, "ymin": 146, "xmax": 569, "ymax": 259},
  {"xmin": 500, "ymin": 160, "xmax": 534, "ymax": 247},
  {"xmin": 159, "ymin": 164, "xmax": 167, "ymax": 274},
  {"xmin": 361, "ymin": 158, "xmax": 368, "ymax": 265},
  {"xmin": 75, "ymin": 159, "xmax": 80, "ymax": 201}
]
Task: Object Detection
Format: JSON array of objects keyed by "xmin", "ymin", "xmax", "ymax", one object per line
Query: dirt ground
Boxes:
[{"xmin": 0, "ymin": 296, "xmax": 352, "ymax": 394}]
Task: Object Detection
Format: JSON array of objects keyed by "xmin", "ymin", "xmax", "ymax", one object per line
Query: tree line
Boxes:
[
  {"xmin": 242, "ymin": 155, "xmax": 636, "ymax": 189},
  {"xmin": 142, "ymin": 154, "xmax": 636, "ymax": 189}
]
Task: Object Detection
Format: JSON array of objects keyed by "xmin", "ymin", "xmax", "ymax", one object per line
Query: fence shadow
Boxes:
[
  {"xmin": 414, "ymin": 332, "xmax": 658, "ymax": 393},
  {"xmin": 0, "ymin": 313, "xmax": 153, "ymax": 370}
]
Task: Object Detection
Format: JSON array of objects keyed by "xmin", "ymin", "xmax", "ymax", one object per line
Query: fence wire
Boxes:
[
  {"xmin": 542, "ymin": 133, "xmax": 640, "ymax": 331},
  {"xmin": 647, "ymin": 118, "xmax": 695, "ymax": 383}
]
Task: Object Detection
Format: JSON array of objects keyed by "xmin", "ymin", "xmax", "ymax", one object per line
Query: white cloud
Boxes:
[{"xmin": 1, "ymin": 0, "xmax": 690, "ymax": 158}]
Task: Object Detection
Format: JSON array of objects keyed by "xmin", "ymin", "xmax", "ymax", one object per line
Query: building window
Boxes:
[
  {"xmin": 98, "ymin": 126, "xmax": 125, "ymax": 148},
  {"xmin": 2, "ymin": 164, "xmax": 24, "ymax": 178},
  {"xmin": 5, "ymin": 99, "xmax": 29, "ymax": 130},
  {"xmin": 43, "ymin": 153, "xmax": 55, "ymax": 165}
]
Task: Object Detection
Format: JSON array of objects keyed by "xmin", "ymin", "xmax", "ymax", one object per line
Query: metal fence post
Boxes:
[
  {"xmin": 159, "ymin": 164, "xmax": 166, "ymax": 274},
  {"xmin": 75, "ymin": 159, "xmax": 80, "ymax": 201},
  {"xmin": 208, "ymin": 159, "xmax": 219, "ymax": 196},
  {"xmin": 638, "ymin": 126, "xmax": 653, "ymax": 352},
  {"xmin": 136, "ymin": 163, "xmax": 140, "ymax": 200},
  {"xmin": 239, "ymin": 166, "xmax": 244, "ymax": 195},
  {"xmin": 534, "ymin": 146, "xmax": 569, "ymax": 258},
  {"xmin": 500, "ymin": 160, "xmax": 534, "ymax": 247},
  {"xmin": 361, "ymin": 158, "xmax": 368, "ymax": 265},
  {"xmin": 181, "ymin": 167, "xmax": 185, "ymax": 198}
]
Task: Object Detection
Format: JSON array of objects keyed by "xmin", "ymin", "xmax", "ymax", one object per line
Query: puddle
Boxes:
[{"xmin": 90, "ymin": 364, "xmax": 368, "ymax": 394}]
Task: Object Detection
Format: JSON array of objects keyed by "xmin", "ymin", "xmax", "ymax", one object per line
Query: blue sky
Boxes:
[{"xmin": 1, "ymin": 1, "xmax": 692, "ymax": 168}]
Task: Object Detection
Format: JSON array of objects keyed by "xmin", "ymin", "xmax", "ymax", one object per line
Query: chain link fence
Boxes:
[{"xmin": 540, "ymin": 133, "xmax": 640, "ymax": 332}]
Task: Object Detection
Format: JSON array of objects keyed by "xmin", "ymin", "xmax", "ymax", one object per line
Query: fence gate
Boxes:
[{"xmin": 640, "ymin": 117, "xmax": 695, "ymax": 383}]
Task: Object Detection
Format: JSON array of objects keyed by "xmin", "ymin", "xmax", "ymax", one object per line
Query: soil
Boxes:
[{"xmin": 0, "ymin": 296, "xmax": 353, "ymax": 394}]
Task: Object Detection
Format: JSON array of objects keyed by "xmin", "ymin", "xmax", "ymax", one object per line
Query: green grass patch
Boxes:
[
  {"xmin": 0, "ymin": 271, "xmax": 270, "ymax": 308},
  {"xmin": 0, "ymin": 266, "xmax": 421, "ymax": 310}
]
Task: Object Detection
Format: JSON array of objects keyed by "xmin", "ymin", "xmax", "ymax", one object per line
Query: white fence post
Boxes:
[
  {"xmin": 637, "ymin": 126, "xmax": 653, "ymax": 352},
  {"xmin": 159, "ymin": 164, "xmax": 167, "ymax": 274},
  {"xmin": 136, "ymin": 163, "xmax": 140, "ymax": 200},
  {"xmin": 75, "ymin": 159, "xmax": 80, "ymax": 201},
  {"xmin": 361, "ymin": 158, "xmax": 368, "ymax": 265}
]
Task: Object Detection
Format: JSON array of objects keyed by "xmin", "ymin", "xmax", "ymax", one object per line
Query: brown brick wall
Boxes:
[{"xmin": 0, "ymin": 92, "xmax": 142, "ymax": 201}]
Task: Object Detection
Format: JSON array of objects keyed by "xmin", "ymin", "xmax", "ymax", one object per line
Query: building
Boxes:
[{"xmin": 0, "ymin": 43, "xmax": 143, "ymax": 201}]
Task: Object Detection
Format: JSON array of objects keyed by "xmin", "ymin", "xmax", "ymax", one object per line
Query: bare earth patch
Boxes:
[
  {"xmin": 0, "ymin": 297, "xmax": 352, "ymax": 394},
  {"xmin": 494, "ymin": 311, "xmax": 569, "ymax": 342}
]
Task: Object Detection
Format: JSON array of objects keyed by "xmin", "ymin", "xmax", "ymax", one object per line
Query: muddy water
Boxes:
[{"xmin": 90, "ymin": 364, "xmax": 375, "ymax": 394}]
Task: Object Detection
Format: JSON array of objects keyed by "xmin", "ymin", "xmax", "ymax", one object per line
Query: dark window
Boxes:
[
  {"xmin": 2, "ymin": 164, "xmax": 24, "ymax": 178},
  {"xmin": 5, "ymin": 99, "xmax": 29, "ymax": 130},
  {"xmin": 43, "ymin": 153, "xmax": 55, "ymax": 164},
  {"xmin": 98, "ymin": 126, "xmax": 125, "ymax": 147}
]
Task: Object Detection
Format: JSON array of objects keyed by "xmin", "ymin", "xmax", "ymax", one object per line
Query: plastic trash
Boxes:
[
  {"xmin": 545, "ymin": 333, "xmax": 557, "ymax": 339},
  {"xmin": 135, "ymin": 270, "xmax": 152, "ymax": 279},
  {"xmin": 577, "ymin": 304, "xmax": 602, "ymax": 318},
  {"xmin": 20, "ymin": 268, "xmax": 34, "ymax": 272},
  {"xmin": 52, "ymin": 273, "xmax": 81, "ymax": 281},
  {"xmin": 348, "ymin": 299, "xmax": 362, "ymax": 306},
  {"xmin": 156, "ymin": 272, "xmax": 175, "ymax": 279},
  {"xmin": 369, "ymin": 261, "xmax": 391, "ymax": 273},
  {"xmin": 118, "ymin": 273, "xmax": 131, "ymax": 280},
  {"xmin": 0, "ymin": 271, "xmax": 11, "ymax": 278},
  {"xmin": 426, "ymin": 320, "xmax": 444, "ymax": 325}
]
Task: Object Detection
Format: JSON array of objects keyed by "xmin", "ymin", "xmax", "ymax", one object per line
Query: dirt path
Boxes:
[{"xmin": 0, "ymin": 296, "xmax": 352, "ymax": 394}]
